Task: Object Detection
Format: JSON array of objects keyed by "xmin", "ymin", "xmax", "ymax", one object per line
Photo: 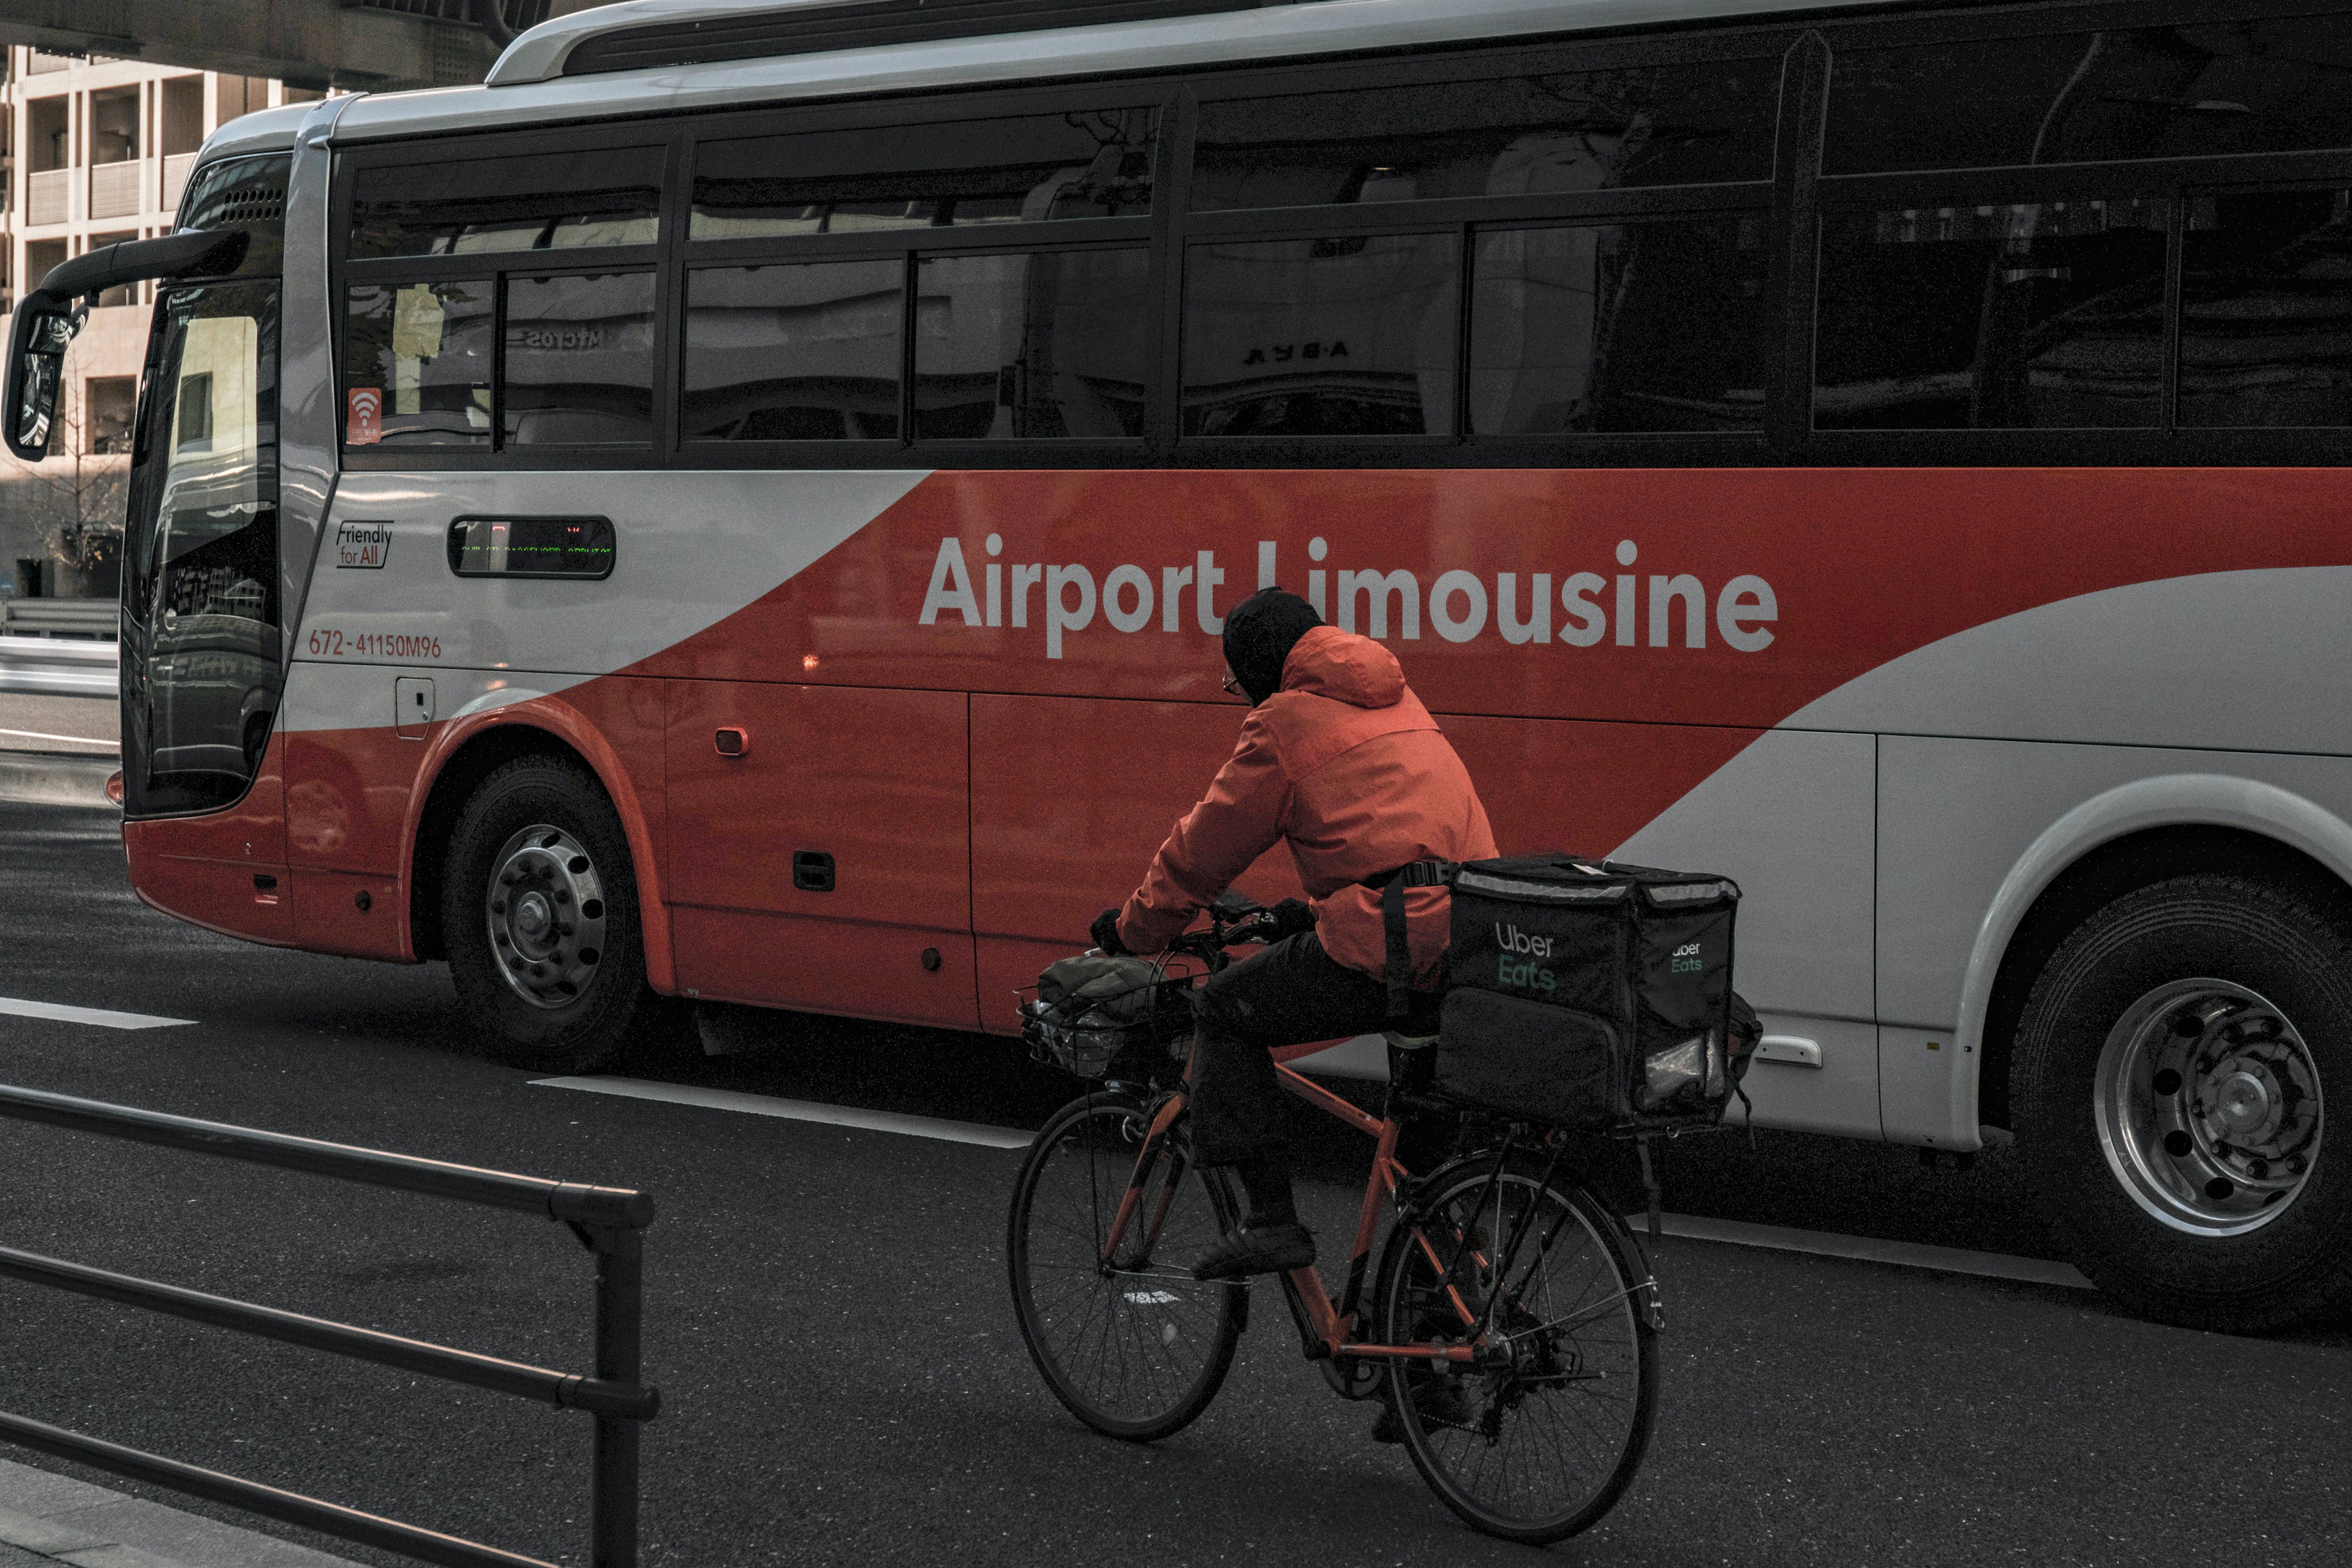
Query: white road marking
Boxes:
[
  {"xmin": 1648, "ymin": 1212, "xmax": 2095, "ymax": 1291},
  {"xmin": 0, "ymin": 728, "xmax": 116, "ymax": 748},
  {"xmin": 0, "ymin": 997, "xmax": 194, "ymax": 1030},
  {"xmin": 529, "ymin": 1076, "xmax": 1035, "ymax": 1149},
  {"xmin": 532, "ymin": 1076, "xmax": 2095, "ymax": 1289}
]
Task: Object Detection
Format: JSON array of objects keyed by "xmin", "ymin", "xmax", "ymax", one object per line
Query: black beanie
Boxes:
[{"xmin": 1223, "ymin": 587, "xmax": 1323, "ymax": 706}]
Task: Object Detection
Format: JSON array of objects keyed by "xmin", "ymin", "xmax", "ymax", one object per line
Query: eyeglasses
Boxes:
[{"xmin": 1220, "ymin": 668, "xmax": 1242, "ymax": 696}]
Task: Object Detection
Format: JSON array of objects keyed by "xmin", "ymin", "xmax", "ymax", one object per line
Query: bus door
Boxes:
[{"xmin": 117, "ymin": 277, "xmax": 293, "ymax": 942}]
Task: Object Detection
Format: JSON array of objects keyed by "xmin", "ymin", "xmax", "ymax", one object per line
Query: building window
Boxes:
[
  {"xmin": 86, "ymin": 377, "xmax": 137, "ymax": 454},
  {"xmin": 89, "ymin": 231, "xmax": 139, "ymax": 306}
]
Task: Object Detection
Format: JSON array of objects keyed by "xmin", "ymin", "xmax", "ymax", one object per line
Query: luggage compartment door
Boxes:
[{"xmin": 666, "ymin": 682, "xmax": 976, "ymax": 1028}]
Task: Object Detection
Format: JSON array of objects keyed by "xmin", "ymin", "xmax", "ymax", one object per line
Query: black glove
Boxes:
[
  {"xmin": 1090, "ymin": 907, "xmax": 1128, "ymax": 956},
  {"xmin": 1266, "ymin": 897, "xmax": 1316, "ymax": 941}
]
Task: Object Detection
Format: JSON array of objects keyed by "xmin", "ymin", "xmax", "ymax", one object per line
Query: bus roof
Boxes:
[
  {"xmin": 329, "ymin": 0, "xmax": 1890, "ymax": 145},
  {"xmin": 195, "ymin": 101, "xmax": 312, "ymax": 165}
]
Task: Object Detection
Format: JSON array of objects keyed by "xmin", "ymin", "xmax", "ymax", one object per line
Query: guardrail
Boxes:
[
  {"xmin": 0, "ymin": 635, "xmax": 117, "ymax": 699},
  {"xmin": 0, "ymin": 599, "xmax": 118, "ymax": 637},
  {"xmin": 0, "ymin": 1082, "xmax": 658, "ymax": 1568}
]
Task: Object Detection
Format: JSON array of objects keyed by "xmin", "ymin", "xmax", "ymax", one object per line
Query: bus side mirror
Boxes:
[
  {"xmin": 3, "ymin": 228, "xmax": 251, "ymax": 461},
  {"xmin": 7, "ymin": 308, "xmax": 78, "ymax": 461}
]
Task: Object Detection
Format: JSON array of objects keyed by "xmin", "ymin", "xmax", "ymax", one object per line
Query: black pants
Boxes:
[{"xmin": 1188, "ymin": 932, "xmax": 1442, "ymax": 1170}]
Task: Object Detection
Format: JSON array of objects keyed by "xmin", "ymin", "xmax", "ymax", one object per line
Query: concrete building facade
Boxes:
[{"xmin": 0, "ymin": 47, "xmax": 320, "ymax": 600}]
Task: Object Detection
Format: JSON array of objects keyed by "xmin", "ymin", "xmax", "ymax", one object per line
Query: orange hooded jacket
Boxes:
[{"xmin": 1115, "ymin": 624, "xmax": 1498, "ymax": 981}]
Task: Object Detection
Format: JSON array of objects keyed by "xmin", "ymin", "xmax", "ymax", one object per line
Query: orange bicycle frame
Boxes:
[{"xmin": 1093, "ymin": 1044, "xmax": 1487, "ymax": 1366}]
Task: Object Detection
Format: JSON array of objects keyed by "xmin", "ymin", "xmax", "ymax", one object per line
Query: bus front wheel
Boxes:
[
  {"xmin": 442, "ymin": 755, "xmax": 664, "ymax": 1075},
  {"xmin": 2015, "ymin": 873, "xmax": 2352, "ymax": 1332}
]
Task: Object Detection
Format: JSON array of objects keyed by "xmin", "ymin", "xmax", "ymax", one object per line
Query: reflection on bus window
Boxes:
[
  {"xmin": 1827, "ymin": 21, "xmax": 2352, "ymax": 174},
  {"xmin": 1182, "ymin": 234, "xmax": 1455, "ymax": 437},
  {"xmin": 342, "ymin": 281, "xmax": 494, "ymax": 447},
  {"xmin": 175, "ymin": 372, "xmax": 214, "ymax": 450},
  {"xmin": 913, "ymin": 247, "xmax": 1149, "ymax": 439},
  {"xmin": 2181, "ymin": 190, "xmax": 2352, "ymax": 429},
  {"xmin": 502, "ymin": 271, "xmax": 657, "ymax": 446},
  {"xmin": 350, "ymin": 148, "xmax": 663, "ymax": 258},
  {"xmin": 691, "ymin": 108, "xmax": 1155, "ymax": 239},
  {"xmin": 1190, "ymin": 64, "xmax": 1775, "ymax": 211},
  {"xmin": 1470, "ymin": 217, "xmax": 1766, "ymax": 435},
  {"xmin": 684, "ymin": 260, "xmax": 903, "ymax": 440},
  {"xmin": 121, "ymin": 280, "xmax": 281, "ymax": 815},
  {"xmin": 1814, "ymin": 199, "xmax": 2168, "ymax": 431}
]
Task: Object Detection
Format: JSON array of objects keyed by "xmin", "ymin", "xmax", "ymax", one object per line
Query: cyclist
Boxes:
[{"xmin": 1091, "ymin": 587, "xmax": 1498, "ymax": 1283}]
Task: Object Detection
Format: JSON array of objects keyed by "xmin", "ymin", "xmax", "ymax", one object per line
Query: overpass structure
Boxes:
[{"xmin": 0, "ymin": 1, "xmax": 610, "ymax": 92}]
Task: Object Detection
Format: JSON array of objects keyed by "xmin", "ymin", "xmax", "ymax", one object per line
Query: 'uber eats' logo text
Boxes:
[
  {"xmin": 1672, "ymin": 941, "xmax": 1703, "ymax": 974},
  {"xmin": 1496, "ymin": 924, "xmax": 1557, "ymax": 992}
]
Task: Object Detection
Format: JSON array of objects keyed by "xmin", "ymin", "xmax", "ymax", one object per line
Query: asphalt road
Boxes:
[
  {"xmin": 0, "ymin": 695, "xmax": 116, "ymax": 755},
  {"xmin": 0, "ymin": 794, "xmax": 2346, "ymax": 1567}
]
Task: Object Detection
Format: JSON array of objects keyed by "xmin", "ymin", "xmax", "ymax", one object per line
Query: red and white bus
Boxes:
[{"xmin": 37, "ymin": 0, "xmax": 2352, "ymax": 1330}]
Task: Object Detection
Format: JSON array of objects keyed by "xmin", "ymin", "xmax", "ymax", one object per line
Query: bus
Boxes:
[{"xmin": 24, "ymin": 0, "xmax": 2352, "ymax": 1333}]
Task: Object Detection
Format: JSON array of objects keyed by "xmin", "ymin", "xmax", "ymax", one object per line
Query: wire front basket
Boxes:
[{"xmin": 1017, "ymin": 967, "xmax": 1197, "ymax": 1080}]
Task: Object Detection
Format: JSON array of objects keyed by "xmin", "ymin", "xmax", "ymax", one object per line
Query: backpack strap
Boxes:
[{"xmin": 1376, "ymin": 859, "xmax": 1458, "ymax": 1019}]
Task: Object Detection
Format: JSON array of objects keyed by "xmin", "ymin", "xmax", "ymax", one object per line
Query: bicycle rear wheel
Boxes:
[
  {"xmin": 1374, "ymin": 1158, "xmax": 1656, "ymax": 1544},
  {"xmin": 1006, "ymin": 1090, "xmax": 1245, "ymax": 1441}
]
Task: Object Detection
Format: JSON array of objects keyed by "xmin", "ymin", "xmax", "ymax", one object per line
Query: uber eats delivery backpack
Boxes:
[{"xmin": 1383, "ymin": 854, "xmax": 1756, "ymax": 1134}]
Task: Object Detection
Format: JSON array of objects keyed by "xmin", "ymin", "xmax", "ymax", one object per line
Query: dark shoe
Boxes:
[
  {"xmin": 1371, "ymin": 1376, "xmax": 1478, "ymax": 1444},
  {"xmin": 1189, "ymin": 1221, "xmax": 1316, "ymax": 1281}
]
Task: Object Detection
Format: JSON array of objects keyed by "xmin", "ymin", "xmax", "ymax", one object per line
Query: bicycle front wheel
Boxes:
[
  {"xmin": 1375, "ymin": 1159, "xmax": 1657, "ymax": 1544},
  {"xmin": 1006, "ymin": 1091, "xmax": 1245, "ymax": 1441}
]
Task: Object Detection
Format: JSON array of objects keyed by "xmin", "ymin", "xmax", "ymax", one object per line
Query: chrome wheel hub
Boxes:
[
  {"xmin": 2094, "ymin": 978, "xmax": 2323, "ymax": 1236},
  {"xmin": 484, "ymin": 824, "xmax": 608, "ymax": 1010}
]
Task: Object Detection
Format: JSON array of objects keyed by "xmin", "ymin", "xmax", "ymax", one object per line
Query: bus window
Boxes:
[
  {"xmin": 1814, "ymin": 198, "xmax": 2168, "ymax": 431},
  {"xmin": 2180, "ymin": 190, "xmax": 2352, "ymax": 429},
  {"xmin": 1189, "ymin": 62, "xmax": 1776, "ymax": 211},
  {"xmin": 683, "ymin": 259, "xmax": 903, "ymax": 440},
  {"xmin": 502, "ymin": 270, "xmax": 657, "ymax": 446},
  {"xmin": 349, "ymin": 147, "xmax": 663, "ymax": 258},
  {"xmin": 1181, "ymin": 233, "xmax": 1456, "ymax": 438},
  {"xmin": 173, "ymin": 154, "xmax": 287, "ymax": 274},
  {"xmin": 121, "ymin": 279, "xmax": 280, "ymax": 816},
  {"xmin": 343, "ymin": 279, "xmax": 494, "ymax": 447},
  {"xmin": 912, "ymin": 247, "xmax": 1150, "ymax": 440},
  {"xmin": 1469, "ymin": 217, "xmax": 1767, "ymax": 435},
  {"xmin": 1826, "ymin": 20, "xmax": 2352, "ymax": 174},
  {"xmin": 691, "ymin": 108, "xmax": 1155, "ymax": 239}
]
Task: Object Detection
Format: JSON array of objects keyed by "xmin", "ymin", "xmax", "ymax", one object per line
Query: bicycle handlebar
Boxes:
[{"xmin": 1164, "ymin": 899, "xmax": 1273, "ymax": 962}]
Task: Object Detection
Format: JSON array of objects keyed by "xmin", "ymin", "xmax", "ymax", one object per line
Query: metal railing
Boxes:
[
  {"xmin": 0, "ymin": 598, "xmax": 118, "ymax": 635},
  {"xmin": 164, "ymin": 151, "xmax": 198, "ymax": 214},
  {"xmin": 90, "ymin": 159, "xmax": 141, "ymax": 220},
  {"xmin": 28, "ymin": 168, "xmax": 70, "ymax": 226},
  {"xmin": 0, "ymin": 1082, "xmax": 659, "ymax": 1568},
  {"xmin": 0, "ymin": 634, "xmax": 116, "ymax": 699}
]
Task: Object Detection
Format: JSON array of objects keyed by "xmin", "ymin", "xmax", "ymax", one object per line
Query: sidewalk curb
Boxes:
[
  {"xmin": 0, "ymin": 755, "xmax": 114, "ymax": 809},
  {"xmin": 0, "ymin": 1460, "xmax": 359, "ymax": 1568}
]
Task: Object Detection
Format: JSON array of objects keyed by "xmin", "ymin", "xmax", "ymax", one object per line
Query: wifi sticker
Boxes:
[{"xmin": 347, "ymin": 386, "xmax": 382, "ymax": 447}]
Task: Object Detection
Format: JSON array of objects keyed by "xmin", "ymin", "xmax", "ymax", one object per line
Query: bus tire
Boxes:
[
  {"xmin": 442, "ymin": 755, "xmax": 662, "ymax": 1075},
  {"xmin": 2014, "ymin": 873, "xmax": 2352, "ymax": 1332}
]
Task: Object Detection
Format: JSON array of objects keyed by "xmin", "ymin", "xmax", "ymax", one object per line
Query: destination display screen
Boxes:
[{"xmin": 445, "ymin": 515, "xmax": 615, "ymax": 578}]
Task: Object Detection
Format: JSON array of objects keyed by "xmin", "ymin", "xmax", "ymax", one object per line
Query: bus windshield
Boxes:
[{"xmin": 122, "ymin": 279, "xmax": 282, "ymax": 816}]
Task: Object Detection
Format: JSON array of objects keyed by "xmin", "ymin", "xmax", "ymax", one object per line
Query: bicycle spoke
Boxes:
[
  {"xmin": 1012, "ymin": 1099, "xmax": 1240, "ymax": 1438},
  {"xmin": 1384, "ymin": 1167, "xmax": 1651, "ymax": 1542}
]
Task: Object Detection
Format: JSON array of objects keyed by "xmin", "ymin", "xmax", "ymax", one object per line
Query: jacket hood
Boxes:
[{"xmin": 1280, "ymin": 625, "xmax": 1406, "ymax": 709}]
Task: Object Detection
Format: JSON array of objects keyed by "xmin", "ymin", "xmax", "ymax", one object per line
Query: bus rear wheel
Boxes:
[
  {"xmin": 2015, "ymin": 873, "xmax": 2352, "ymax": 1332},
  {"xmin": 443, "ymin": 755, "xmax": 663, "ymax": 1075}
]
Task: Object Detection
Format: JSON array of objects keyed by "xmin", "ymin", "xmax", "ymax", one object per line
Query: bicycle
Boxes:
[{"xmin": 1005, "ymin": 897, "xmax": 1660, "ymax": 1544}]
